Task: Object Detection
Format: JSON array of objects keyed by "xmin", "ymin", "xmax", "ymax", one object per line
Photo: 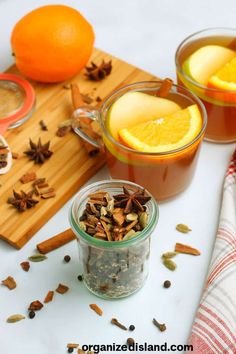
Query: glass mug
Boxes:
[
  {"xmin": 73, "ymin": 81, "xmax": 207, "ymax": 201},
  {"xmin": 69, "ymin": 180, "xmax": 158, "ymax": 299},
  {"xmin": 175, "ymin": 28, "xmax": 236, "ymax": 143}
]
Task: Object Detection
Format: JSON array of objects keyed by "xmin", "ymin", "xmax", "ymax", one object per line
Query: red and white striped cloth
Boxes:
[{"xmin": 187, "ymin": 150, "xmax": 236, "ymax": 354}]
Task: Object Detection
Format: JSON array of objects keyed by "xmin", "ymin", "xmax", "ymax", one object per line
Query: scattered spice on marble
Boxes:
[
  {"xmin": 29, "ymin": 311, "xmax": 35, "ymax": 319},
  {"xmin": 24, "ymin": 138, "xmax": 53, "ymax": 164},
  {"xmin": 163, "ymin": 258, "xmax": 177, "ymax": 271},
  {"xmin": 111, "ymin": 318, "xmax": 127, "ymax": 330},
  {"xmin": 129, "ymin": 324, "xmax": 135, "ymax": 331},
  {"xmin": 162, "ymin": 251, "xmax": 177, "ymax": 259},
  {"xmin": 2, "ymin": 276, "xmax": 17, "ymax": 290},
  {"xmin": 89, "ymin": 303, "xmax": 103, "ymax": 316},
  {"xmin": 85, "ymin": 59, "xmax": 112, "ymax": 81},
  {"xmin": 176, "ymin": 223, "xmax": 192, "ymax": 233},
  {"xmin": 127, "ymin": 338, "xmax": 135, "ymax": 346},
  {"xmin": 175, "ymin": 242, "xmax": 201, "ymax": 256},
  {"xmin": 153, "ymin": 318, "xmax": 166, "ymax": 332},
  {"xmin": 77, "ymin": 275, "xmax": 83, "ymax": 282},
  {"xmin": 8, "ymin": 190, "xmax": 39, "ymax": 211},
  {"xmin": 163, "ymin": 280, "xmax": 171, "ymax": 288},
  {"xmin": 7, "ymin": 314, "xmax": 25, "ymax": 323},
  {"xmin": 64, "ymin": 255, "xmax": 71, "ymax": 263},
  {"xmin": 20, "ymin": 171, "xmax": 37, "ymax": 184},
  {"xmin": 68, "ymin": 348, "xmax": 74, "ymax": 353},
  {"xmin": 28, "ymin": 300, "xmax": 44, "ymax": 311},
  {"xmin": 44, "ymin": 290, "xmax": 54, "ymax": 303},
  {"xmin": 20, "ymin": 261, "xmax": 30, "ymax": 272},
  {"xmin": 28, "ymin": 253, "xmax": 47, "ymax": 262},
  {"xmin": 78, "ymin": 349, "xmax": 85, "ymax": 354},
  {"xmin": 56, "ymin": 283, "xmax": 69, "ymax": 294},
  {"xmin": 39, "ymin": 120, "xmax": 48, "ymax": 131}
]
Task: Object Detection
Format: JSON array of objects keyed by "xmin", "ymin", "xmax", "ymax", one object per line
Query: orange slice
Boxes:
[
  {"xmin": 208, "ymin": 57, "xmax": 236, "ymax": 103},
  {"xmin": 118, "ymin": 105, "xmax": 202, "ymax": 153}
]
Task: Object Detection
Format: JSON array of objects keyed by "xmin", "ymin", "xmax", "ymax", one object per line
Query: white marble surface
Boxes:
[{"xmin": 0, "ymin": 1, "xmax": 235, "ymax": 353}]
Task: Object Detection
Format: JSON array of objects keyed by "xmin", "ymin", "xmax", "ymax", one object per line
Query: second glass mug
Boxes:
[{"xmin": 73, "ymin": 81, "xmax": 207, "ymax": 201}]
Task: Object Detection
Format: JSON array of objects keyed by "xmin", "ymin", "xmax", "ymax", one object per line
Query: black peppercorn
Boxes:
[
  {"xmin": 67, "ymin": 348, "xmax": 74, "ymax": 353},
  {"xmin": 64, "ymin": 255, "xmax": 71, "ymax": 263},
  {"xmin": 127, "ymin": 338, "xmax": 135, "ymax": 346},
  {"xmin": 29, "ymin": 310, "xmax": 35, "ymax": 319},
  {"xmin": 129, "ymin": 325, "xmax": 135, "ymax": 331},
  {"xmin": 77, "ymin": 275, "xmax": 83, "ymax": 282},
  {"xmin": 163, "ymin": 280, "xmax": 171, "ymax": 288}
]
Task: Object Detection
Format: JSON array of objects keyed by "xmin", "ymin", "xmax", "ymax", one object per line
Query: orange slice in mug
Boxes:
[
  {"xmin": 208, "ymin": 57, "xmax": 236, "ymax": 103},
  {"xmin": 118, "ymin": 104, "xmax": 202, "ymax": 153}
]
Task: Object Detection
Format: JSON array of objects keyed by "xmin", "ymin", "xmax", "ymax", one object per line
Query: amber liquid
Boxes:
[
  {"xmin": 104, "ymin": 92, "xmax": 204, "ymax": 201},
  {"xmin": 177, "ymin": 35, "xmax": 236, "ymax": 142}
]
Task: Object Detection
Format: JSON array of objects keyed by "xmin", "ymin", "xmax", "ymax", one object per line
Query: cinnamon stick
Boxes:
[
  {"xmin": 71, "ymin": 84, "xmax": 102, "ymax": 156},
  {"xmin": 36, "ymin": 229, "xmax": 76, "ymax": 254},
  {"xmin": 156, "ymin": 78, "xmax": 173, "ymax": 98}
]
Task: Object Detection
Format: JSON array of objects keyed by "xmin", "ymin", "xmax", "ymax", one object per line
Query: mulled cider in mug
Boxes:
[
  {"xmin": 101, "ymin": 81, "xmax": 206, "ymax": 201},
  {"xmin": 176, "ymin": 28, "xmax": 236, "ymax": 143}
]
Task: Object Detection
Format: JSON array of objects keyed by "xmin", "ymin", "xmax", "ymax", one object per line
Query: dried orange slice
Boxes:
[
  {"xmin": 208, "ymin": 57, "xmax": 236, "ymax": 103},
  {"xmin": 118, "ymin": 105, "xmax": 202, "ymax": 153}
]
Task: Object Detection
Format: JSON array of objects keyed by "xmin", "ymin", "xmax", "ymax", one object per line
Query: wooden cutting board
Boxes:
[{"xmin": 0, "ymin": 48, "xmax": 156, "ymax": 249}]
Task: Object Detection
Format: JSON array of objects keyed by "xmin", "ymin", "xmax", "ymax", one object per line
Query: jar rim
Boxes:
[
  {"xmin": 99, "ymin": 80, "xmax": 207, "ymax": 156},
  {"xmin": 175, "ymin": 27, "xmax": 236, "ymax": 94},
  {"xmin": 69, "ymin": 179, "xmax": 159, "ymax": 248}
]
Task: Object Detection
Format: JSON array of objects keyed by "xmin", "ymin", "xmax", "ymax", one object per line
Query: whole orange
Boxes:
[{"xmin": 11, "ymin": 5, "xmax": 95, "ymax": 83}]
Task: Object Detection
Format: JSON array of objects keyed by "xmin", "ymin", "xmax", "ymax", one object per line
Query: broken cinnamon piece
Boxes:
[
  {"xmin": 37, "ymin": 229, "xmax": 76, "ymax": 254},
  {"xmin": 44, "ymin": 290, "xmax": 54, "ymax": 303},
  {"xmin": 100, "ymin": 220, "xmax": 112, "ymax": 241},
  {"xmin": 33, "ymin": 178, "xmax": 46, "ymax": 186},
  {"xmin": 41, "ymin": 191, "xmax": 56, "ymax": 199},
  {"xmin": 175, "ymin": 242, "xmax": 201, "ymax": 256},
  {"xmin": 112, "ymin": 209, "xmax": 125, "ymax": 226},
  {"xmin": 20, "ymin": 261, "xmax": 30, "ymax": 272},
  {"xmin": 81, "ymin": 93, "xmax": 93, "ymax": 104},
  {"xmin": 56, "ymin": 126, "xmax": 71, "ymax": 137},
  {"xmin": 37, "ymin": 183, "xmax": 49, "ymax": 189},
  {"xmin": 39, "ymin": 187, "xmax": 54, "ymax": 195},
  {"xmin": 89, "ymin": 303, "xmax": 103, "ymax": 316},
  {"xmin": 28, "ymin": 300, "xmax": 43, "ymax": 311},
  {"xmin": 156, "ymin": 78, "xmax": 173, "ymax": 98},
  {"xmin": 2, "ymin": 276, "xmax": 17, "ymax": 290},
  {"xmin": 12, "ymin": 152, "xmax": 19, "ymax": 159},
  {"xmin": 56, "ymin": 283, "xmax": 69, "ymax": 294},
  {"xmin": 20, "ymin": 172, "xmax": 37, "ymax": 184}
]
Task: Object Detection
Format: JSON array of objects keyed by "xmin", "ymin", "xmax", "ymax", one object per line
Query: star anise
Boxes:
[
  {"xmin": 113, "ymin": 187, "xmax": 151, "ymax": 214},
  {"xmin": 85, "ymin": 60, "xmax": 112, "ymax": 81},
  {"xmin": 8, "ymin": 190, "xmax": 39, "ymax": 212},
  {"xmin": 24, "ymin": 138, "xmax": 53, "ymax": 164}
]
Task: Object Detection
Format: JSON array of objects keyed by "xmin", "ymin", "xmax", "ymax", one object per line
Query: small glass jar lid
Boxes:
[{"xmin": 0, "ymin": 73, "xmax": 35, "ymax": 135}]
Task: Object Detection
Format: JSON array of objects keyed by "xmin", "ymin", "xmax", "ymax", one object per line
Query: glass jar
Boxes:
[
  {"xmin": 175, "ymin": 28, "xmax": 236, "ymax": 143},
  {"xmin": 69, "ymin": 180, "xmax": 158, "ymax": 299},
  {"xmin": 72, "ymin": 81, "xmax": 207, "ymax": 201},
  {"xmin": 0, "ymin": 73, "xmax": 35, "ymax": 135}
]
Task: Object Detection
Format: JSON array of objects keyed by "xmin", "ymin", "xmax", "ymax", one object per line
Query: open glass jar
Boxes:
[{"xmin": 69, "ymin": 180, "xmax": 158, "ymax": 299}]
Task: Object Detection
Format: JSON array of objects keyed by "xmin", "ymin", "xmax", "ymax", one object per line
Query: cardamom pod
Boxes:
[
  {"xmin": 163, "ymin": 258, "xmax": 177, "ymax": 271},
  {"xmin": 162, "ymin": 251, "xmax": 177, "ymax": 259},
  {"xmin": 176, "ymin": 223, "xmax": 192, "ymax": 233},
  {"xmin": 7, "ymin": 314, "xmax": 25, "ymax": 323},
  {"xmin": 28, "ymin": 253, "xmax": 47, "ymax": 262},
  {"xmin": 139, "ymin": 212, "xmax": 148, "ymax": 228},
  {"xmin": 126, "ymin": 213, "xmax": 138, "ymax": 222},
  {"xmin": 79, "ymin": 221, "xmax": 87, "ymax": 232}
]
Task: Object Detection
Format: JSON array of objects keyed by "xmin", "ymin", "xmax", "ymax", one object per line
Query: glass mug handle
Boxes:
[{"xmin": 72, "ymin": 107, "xmax": 102, "ymax": 148}]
